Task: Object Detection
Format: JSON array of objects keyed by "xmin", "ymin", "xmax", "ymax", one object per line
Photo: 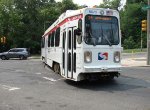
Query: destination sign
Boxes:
[{"xmin": 88, "ymin": 16, "xmax": 112, "ymax": 21}]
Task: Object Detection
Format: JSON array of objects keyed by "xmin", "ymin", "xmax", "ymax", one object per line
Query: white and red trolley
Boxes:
[{"xmin": 41, "ymin": 8, "xmax": 122, "ymax": 81}]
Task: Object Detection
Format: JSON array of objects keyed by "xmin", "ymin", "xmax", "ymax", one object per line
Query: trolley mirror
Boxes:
[
  {"xmin": 76, "ymin": 19, "xmax": 82, "ymax": 44},
  {"xmin": 78, "ymin": 19, "xmax": 82, "ymax": 31},
  {"xmin": 75, "ymin": 29, "xmax": 82, "ymax": 44}
]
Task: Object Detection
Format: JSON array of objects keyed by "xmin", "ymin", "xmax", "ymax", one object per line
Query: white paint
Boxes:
[
  {"xmin": 57, "ymin": 78, "xmax": 65, "ymax": 81},
  {"xmin": 35, "ymin": 72, "xmax": 42, "ymax": 75},
  {"xmin": 0, "ymin": 84, "xmax": 20, "ymax": 91},
  {"xmin": 43, "ymin": 77, "xmax": 57, "ymax": 82},
  {"xmin": 9, "ymin": 87, "xmax": 20, "ymax": 91},
  {"xmin": 15, "ymin": 70, "xmax": 25, "ymax": 72},
  {"xmin": 43, "ymin": 77, "xmax": 64, "ymax": 82}
]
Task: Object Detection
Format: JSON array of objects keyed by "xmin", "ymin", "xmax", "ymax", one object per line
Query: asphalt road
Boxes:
[{"xmin": 0, "ymin": 59, "xmax": 150, "ymax": 110}]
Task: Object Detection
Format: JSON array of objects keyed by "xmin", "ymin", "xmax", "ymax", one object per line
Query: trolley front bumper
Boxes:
[{"xmin": 83, "ymin": 65, "xmax": 122, "ymax": 73}]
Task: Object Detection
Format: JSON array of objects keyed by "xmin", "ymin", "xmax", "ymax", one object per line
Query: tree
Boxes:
[
  {"xmin": 121, "ymin": 0, "xmax": 147, "ymax": 49},
  {"xmin": 60, "ymin": 0, "xmax": 78, "ymax": 13},
  {"xmin": 0, "ymin": 0, "xmax": 79, "ymax": 53},
  {"xmin": 0, "ymin": 0, "xmax": 22, "ymax": 51},
  {"xmin": 99, "ymin": 0, "xmax": 121, "ymax": 11},
  {"xmin": 127, "ymin": 0, "xmax": 147, "ymax": 4}
]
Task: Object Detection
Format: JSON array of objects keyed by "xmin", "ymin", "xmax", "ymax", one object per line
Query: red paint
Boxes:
[
  {"xmin": 43, "ymin": 14, "xmax": 83, "ymax": 37},
  {"xmin": 103, "ymin": 52, "xmax": 108, "ymax": 60}
]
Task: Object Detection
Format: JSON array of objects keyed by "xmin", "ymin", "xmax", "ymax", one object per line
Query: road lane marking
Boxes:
[
  {"xmin": 57, "ymin": 78, "xmax": 65, "ymax": 81},
  {"xmin": 35, "ymin": 72, "xmax": 42, "ymax": 75},
  {"xmin": 43, "ymin": 77, "xmax": 65, "ymax": 82},
  {"xmin": 9, "ymin": 87, "xmax": 20, "ymax": 91},
  {"xmin": 0, "ymin": 84, "xmax": 20, "ymax": 91},
  {"xmin": 43, "ymin": 77, "xmax": 57, "ymax": 82}
]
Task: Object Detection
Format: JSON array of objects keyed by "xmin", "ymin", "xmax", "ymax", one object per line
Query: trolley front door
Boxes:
[
  {"xmin": 62, "ymin": 27, "xmax": 77, "ymax": 79},
  {"xmin": 62, "ymin": 30, "xmax": 66, "ymax": 76}
]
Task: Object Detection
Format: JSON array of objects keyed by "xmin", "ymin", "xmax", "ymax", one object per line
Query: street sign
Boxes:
[{"xmin": 142, "ymin": 5, "xmax": 150, "ymax": 10}]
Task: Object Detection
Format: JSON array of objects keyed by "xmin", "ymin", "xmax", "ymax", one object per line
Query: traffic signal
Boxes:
[
  {"xmin": 3, "ymin": 37, "xmax": 6, "ymax": 44},
  {"xmin": 0, "ymin": 37, "xmax": 6, "ymax": 44},
  {"xmin": 141, "ymin": 20, "xmax": 147, "ymax": 31},
  {"xmin": 1, "ymin": 37, "xmax": 4, "ymax": 43}
]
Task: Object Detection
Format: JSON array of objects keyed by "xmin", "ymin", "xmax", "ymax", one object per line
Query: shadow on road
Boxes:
[{"xmin": 64, "ymin": 78, "xmax": 146, "ymax": 93}]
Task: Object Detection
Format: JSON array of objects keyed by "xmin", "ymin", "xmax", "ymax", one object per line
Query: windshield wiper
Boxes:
[
  {"xmin": 103, "ymin": 34, "xmax": 112, "ymax": 46},
  {"xmin": 89, "ymin": 31, "xmax": 96, "ymax": 46},
  {"xmin": 101, "ymin": 26, "xmax": 112, "ymax": 46}
]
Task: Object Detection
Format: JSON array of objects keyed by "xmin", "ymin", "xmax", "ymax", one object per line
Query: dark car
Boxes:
[{"xmin": 0, "ymin": 48, "xmax": 30, "ymax": 60}]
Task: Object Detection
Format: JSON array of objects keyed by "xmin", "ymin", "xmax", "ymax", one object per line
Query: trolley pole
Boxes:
[{"xmin": 147, "ymin": 0, "xmax": 150, "ymax": 65}]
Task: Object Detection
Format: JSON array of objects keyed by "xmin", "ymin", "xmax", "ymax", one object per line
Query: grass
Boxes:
[{"xmin": 123, "ymin": 48, "xmax": 147, "ymax": 53}]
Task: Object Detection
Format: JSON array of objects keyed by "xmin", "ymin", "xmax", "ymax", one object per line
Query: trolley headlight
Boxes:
[
  {"xmin": 84, "ymin": 51, "xmax": 92, "ymax": 63},
  {"xmin": 114, "ymin": 51, "xmax": 120, "ymax": 63}
]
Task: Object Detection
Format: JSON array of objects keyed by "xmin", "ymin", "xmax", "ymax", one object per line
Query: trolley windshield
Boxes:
[{"xmin": 85, "ymin": 15, "xmax": 119, "ymax": 46}]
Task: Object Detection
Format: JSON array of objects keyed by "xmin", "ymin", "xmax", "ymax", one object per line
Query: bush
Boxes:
[{"xmin": 123, "ymin": 36, "xmax": 136, "ymax": 49}]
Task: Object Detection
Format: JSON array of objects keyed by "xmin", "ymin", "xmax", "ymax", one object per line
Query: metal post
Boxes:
[
  {"xmin": 147, "ymin": 0, "xmax": 150, "ymax": 65},
  {"xmin": 141, "ymin": 30, "xmax": 143, "ymax": 51}
]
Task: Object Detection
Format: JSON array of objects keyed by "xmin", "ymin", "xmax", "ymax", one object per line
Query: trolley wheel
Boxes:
[{"xmin": 53, "ymin": 63, "xmax": 60, "ymax": 74}]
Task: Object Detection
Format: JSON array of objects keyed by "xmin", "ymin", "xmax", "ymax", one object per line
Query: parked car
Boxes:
[{"xmin": 0, "ymin": 48, "xmax": 30, "ymax": 60}]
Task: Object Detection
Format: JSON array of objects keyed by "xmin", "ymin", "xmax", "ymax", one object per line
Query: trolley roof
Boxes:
[{"xmin": 42, "ymin": 8, "xmax": 119, "ymax": 37}]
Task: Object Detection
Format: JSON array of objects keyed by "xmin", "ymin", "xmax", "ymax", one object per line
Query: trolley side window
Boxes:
[
  {"xmin": 74, "ymin": 30, "xmax": 76, "ymax": 50},
  {"xmin": 51, "ymin": 31, "xmax": 55, "ymax": 47},
  {"xmin": 63, "ymin": 32, "xmax": 66, "ymax": 49},
  {"xmin": 48, "ymin": 34, "xmax": 51, "ymax": 47},
  {"xmin": 55, "ymin": 28, "xmax": 60, "ymax": 47},
  {"xmin": 68, "ymin": 30, "xmax": 71, "ymax": 49}
]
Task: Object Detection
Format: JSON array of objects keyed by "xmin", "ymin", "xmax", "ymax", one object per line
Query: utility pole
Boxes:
[
  {"xmin": 147, "ymin": 0, "xmax": 150, "ymax": 65},
  {"xmin": 141, "ymin": 30, "xmax": 143, "ymax": 51}
]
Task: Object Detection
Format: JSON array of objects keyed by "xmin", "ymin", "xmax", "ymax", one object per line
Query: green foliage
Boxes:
[
  {"xmin": 127, "ymin": 0, "xmax": 147, "ymax": 4},
  {"xmin": 99, "ymin": 0, "xmax": 121, "ymax": 10},
  {"xmin": 60, "ymin": 0, "xmax": 78, "ymax": 13},
  {"xmin": 123, "ymin": 36, "xmax": 136, "ymax": 49},
  {"xmin": 120, "ymin": 1, "xmax": 147, "ymax": 49},
  {"xmin": 0, "ymin": 0, "xmax": 78, "ymax": 53}
]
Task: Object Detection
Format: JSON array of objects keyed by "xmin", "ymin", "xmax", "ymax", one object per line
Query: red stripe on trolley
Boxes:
[{"xmin": 43, "ymin": 14, "xmax": 83, "ymax": 37}]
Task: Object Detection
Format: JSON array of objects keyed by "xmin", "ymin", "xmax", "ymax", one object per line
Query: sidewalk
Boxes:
[{"xmin": 121, "ymin": 57, "xmax": 148, "ymax": 67}]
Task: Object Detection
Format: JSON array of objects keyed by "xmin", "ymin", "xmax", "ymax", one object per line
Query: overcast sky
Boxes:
[{"xmin": 55, "ymin": 0, "xmax": 126, "ymax": 7}]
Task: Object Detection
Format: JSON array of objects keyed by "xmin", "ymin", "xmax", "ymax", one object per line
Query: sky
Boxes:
[{"xmin": 55, "ymin": 0, "xmax": 126, "ymax": 7}]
